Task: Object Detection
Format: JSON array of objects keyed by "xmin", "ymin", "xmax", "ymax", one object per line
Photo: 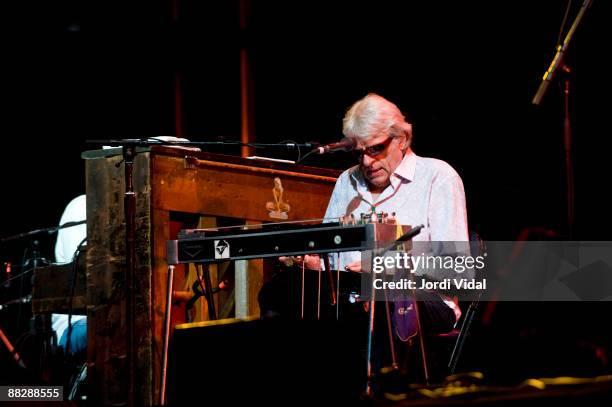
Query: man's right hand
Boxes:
[
  {"xmin": 279, "ymin": 254, "xmax": 321, "ymax": 271},
  {"xmin": 344, "ymin": 260, "xmax": 362, "ymax": 272}
]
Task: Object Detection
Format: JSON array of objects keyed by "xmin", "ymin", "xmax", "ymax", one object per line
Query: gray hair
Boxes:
[{"xmin": 342, "ymin": 93, "xmax": 412, "ymax": 146}]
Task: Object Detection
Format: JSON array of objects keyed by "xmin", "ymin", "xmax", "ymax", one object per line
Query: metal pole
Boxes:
[
  {"xmin": 159, "ymin": 265, "xmax": 175, "ymax": 405},
  {"xmin": 123, "ymin": 145, "xmax": 136, "ymax": 407}
]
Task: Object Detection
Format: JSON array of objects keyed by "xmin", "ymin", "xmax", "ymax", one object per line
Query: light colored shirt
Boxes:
[
  {"xmin": 323, "ymin": 150, "xmax": 470, "ymax": 319},
  {"xmin": 325, "ymin": 148, "xmax": 468, "ymax": 252},
  {"xmin": 52, "ymin": 194, "xmax": 87, "ymax": 343},
  {"xmin": 55, "ymin": 194, "xmax": 87, "ymax": 264}
]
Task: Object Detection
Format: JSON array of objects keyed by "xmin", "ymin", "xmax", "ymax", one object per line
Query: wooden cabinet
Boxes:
[{"xmin": 83, "ymin": 146, "xmax": 339, "ymax": 406}]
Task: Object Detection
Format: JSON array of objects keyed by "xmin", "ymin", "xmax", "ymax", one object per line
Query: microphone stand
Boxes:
[
  {"xmin": 562, "ymin": 67, "xmax": 574, "ymax": 236},
  {"xmin": 85, "ymin": 138, "xmax": 317, "ymax": 150},
  {"xmin": 0, "ymin": 221, "xmax": 84, "ymax": 378},
  {"xmin": 0, "ymin": 220, "xmax": 86, "ymax": 244},
  {"xmin": 532, "ymin": 0, "xmax": 592, "ymax": 237},
  {"xmin": 0, "ymin": 326, "xmax": 26, "ymax": 368}
]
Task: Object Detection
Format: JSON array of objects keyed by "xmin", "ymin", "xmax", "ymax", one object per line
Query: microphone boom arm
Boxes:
[{"xmin": 532, "ymin": 0, "xmax": 592, "ymax": 105}]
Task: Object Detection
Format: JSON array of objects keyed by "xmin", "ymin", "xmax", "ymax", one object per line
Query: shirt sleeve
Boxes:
[
  {"xmin": 321, "ymin": 171, "xmax": 362, "ymax": 270},
  {"xmin": 428, "ymin": 173, "xmax": 469, "ymax": 242},
  {"xmin": 55, "ymin": 195, "xmax": 87, "ymax": 263},
  {"xmin": 323, "ymin": 172, "xmax": 348, "ymax": 222},
  {"xmin": 413, "ymin": 171, "xmax": 474, "ymax": 281}
]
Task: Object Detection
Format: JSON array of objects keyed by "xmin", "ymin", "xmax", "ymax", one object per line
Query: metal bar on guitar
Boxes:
[
  {"xmin": 317, "ymin": 268, "xmax": 322, "ymax": 320},
  {"xmin": 167, "ymin": 223, "xmax": 403, "ymax": 265},
  {"xmin": 300, "ymin": 262, "xmax": 305, "ymax": 320}
]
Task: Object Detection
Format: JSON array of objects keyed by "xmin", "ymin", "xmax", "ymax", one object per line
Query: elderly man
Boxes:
[
  {"xmin": 261, "ymin": 94, "xmax": 470, "ymax": 340},
  {"xmin": 323, "ymin": 93, "xmax": 468, "ymax": 322},
  {"xmin": 328, "ymin": 93, "xmax": 468, "ymax": 247}
]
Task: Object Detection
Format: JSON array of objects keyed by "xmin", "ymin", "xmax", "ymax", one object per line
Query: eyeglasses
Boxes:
[{"xmin": 352, "ymin": 136, "xmax": 394, "ymax": 159}]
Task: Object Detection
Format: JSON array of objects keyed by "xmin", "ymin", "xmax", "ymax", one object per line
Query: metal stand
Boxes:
[
  {"xmin": 364, "ymin": 225, "xmax": 424, "ymax": 396},
  {"xmin": 300, "ymin": 263, "xmax": 305, "ymax": 320},
  {"xmin": 0, "ymin": 223, "xmax": 86, "ymax": 375},
  {"xmin": 382, "ymin": 274, "xmax": 398, "ymax": 371},
  {"xmin": 0, "ymin": 325, "xmax": 26, "ymax": 368},
  {"xmin": 562, "ymin": 68, "xmax": 574, "ymax": 235},
  {"xmin": 317, "ymin": 268, "xmax": 322, "ymax": 320},
  {"xmin": 335, "ymin": 253, "xmax": 341, "ymax": 321},
  {"xmin": 365, "ymin": 284, "xmax": 376, "ymax": 397},
  {"xmin": 413, "ymin": 299, "xmax": 429, "ymax": 385},
  {"xmin": 159, "ymin": 265, "xmax": 175, "ymax": 406},
  {"xmin": 532, "ymin": 0, "xmax": 592, "ymax": 237},
  {"xmin": 159, "ymin": 262, "xmax": 218, "ymax": 405},
  {"xmin": 323, "ymin": 256, "xmax": 336, "ymax": 305},
  {"xmin": 448, "ymin": 295, "xmax": 480, "ymax": 374}
]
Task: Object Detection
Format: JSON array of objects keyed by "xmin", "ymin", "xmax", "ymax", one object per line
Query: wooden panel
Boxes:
[
  {"xmin": 246, "ymin": 220, "xmax": 264, "ymax": 317},
  {"xmin": 84, "ymin": 147, "xmax": 340, "ymax": 406},
  {"xmin": 85, "ymin": 153, "xmax": 126, "ymax": 407},
  {"xmin": 85, "ymin": 152, "xmax": 153, "ymax": 407},
  {"xmin": 151, "ymin": 155, "xmax": 334, "ymax": 222},
  {"xmin": 31, "ymin": 262, "xmax": 86, "ymax": 314}
]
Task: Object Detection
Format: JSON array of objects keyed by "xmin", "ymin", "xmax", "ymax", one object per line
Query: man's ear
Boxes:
[
  {"xmin": 402, "ymin": 123, "xmax": 413, "ymax": 150},
  {"xmin": 399, "ymin": 133, "xmax": 409, "ymax": 151}
]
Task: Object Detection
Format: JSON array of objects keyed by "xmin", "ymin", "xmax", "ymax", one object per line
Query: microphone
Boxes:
[{"xmin": 314, "ymin": 137, "xmax": 356, "ymax": 154}]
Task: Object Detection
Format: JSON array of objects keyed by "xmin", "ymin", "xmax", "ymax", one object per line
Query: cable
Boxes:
[
  {"xmin": 296, "ymin": 148, "xmax": 317, "ymax": 164},
  {"xmin": 277, "ymin": 139, "xmax": 303, "ymax": 163},
  {"xmin": 1, "ymin": 264, "xmax": 34, "ymax": 286},
  {"xmin": 64, "ymin": 237, "xmax": 87, "ymax": 356},
  {"xmin": 16, "ymin": 247, "xmax": 29, "ymax": 334}
]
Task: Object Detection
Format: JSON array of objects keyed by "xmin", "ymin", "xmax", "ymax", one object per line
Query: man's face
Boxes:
[{"xmin": 356, "ymin": 132, "xmax": 406, "ymax": 192}]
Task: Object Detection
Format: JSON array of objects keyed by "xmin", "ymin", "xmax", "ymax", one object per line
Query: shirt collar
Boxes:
[
  {"xmin": 347, "ymin": 149, "xmax": 418, "ymax": 204},
  {"xmin": 392, "ymin": 148, "xmax": 417, "ymax": 183}
]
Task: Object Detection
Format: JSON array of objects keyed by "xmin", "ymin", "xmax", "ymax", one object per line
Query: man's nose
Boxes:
[{"xmin": 362, "ymin": 153, "xmax": 375, "ymax": 167}]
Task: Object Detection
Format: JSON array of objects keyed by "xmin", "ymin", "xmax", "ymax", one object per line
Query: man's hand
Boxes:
[
  {"xmin": 279, "ymin": 254, "xmax": 321, "ymax": 270},
  {"xmin": 278, "ymin": 256, "xmax": 362, "ymax": 272},
  {"xmin": 344, "ymin": 261, "xmax": 362, "ymax": 272}
]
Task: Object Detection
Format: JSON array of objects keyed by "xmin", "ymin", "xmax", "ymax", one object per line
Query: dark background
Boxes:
[
  {"xmin": 1, "ymin": 0, "xmax": 611, "ymax": 387},
  {"xmin": 2, "ymin": 0, "xmax": 610, "ymax": 249}
]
